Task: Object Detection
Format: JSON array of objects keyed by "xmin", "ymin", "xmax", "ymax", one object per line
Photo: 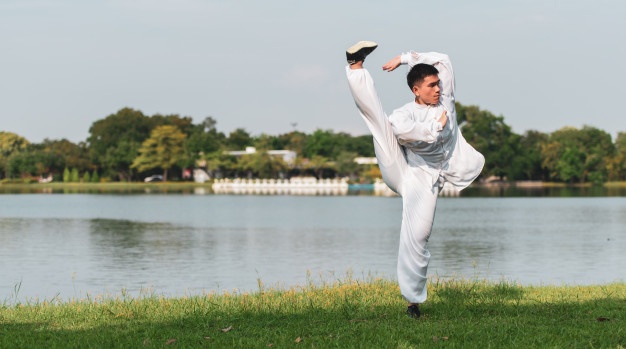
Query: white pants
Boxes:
[{"xmin": 346, "ymin": 67, "xmax": 439, "ymax": 304}]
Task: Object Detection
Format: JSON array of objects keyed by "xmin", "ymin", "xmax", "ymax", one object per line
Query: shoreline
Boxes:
[{"xmin": 2, "ymin": 180, "xmax": 626, "ymax": 188}]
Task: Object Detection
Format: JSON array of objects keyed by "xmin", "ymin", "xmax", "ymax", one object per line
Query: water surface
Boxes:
[{"xmin": 1, "ymin": 194, "xmax": 624, "ymax": 302}]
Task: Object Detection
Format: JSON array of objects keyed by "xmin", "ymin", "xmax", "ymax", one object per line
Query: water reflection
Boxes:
[
  {"xmin": 89, "ymin": 219, "xmax": 202, "ymax": 269},
  {"xmin": 436, "ymin": 226, "xmax": 505, "ymax": 263},
  {"xmin": 87, "ymin": 219, "xmax": 222, "ymax": 294},
  {"xmin": 1, "ymin": 195, "xmax": 624, "ymax": 303},
  {"xmin": 430, "ymin": 197, "xmax": 626, "ymax": 284}
]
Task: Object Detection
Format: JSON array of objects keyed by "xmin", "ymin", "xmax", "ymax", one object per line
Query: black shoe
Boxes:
[
  {"xmin": 346, "ymin": 41, "xmax": 378, "ymax": 65},
  {"xmin": 406, "ymin": 304, "xmax": 420, "ymax": 319}
]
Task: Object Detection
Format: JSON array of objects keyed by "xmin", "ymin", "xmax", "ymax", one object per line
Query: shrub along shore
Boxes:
[
  {"xmin": 0, "ymin": 181, "xmax": 214, "ymax": 194},
  {"xmin": 1, "ymin": 277, "xmax": 624, "ymax": 348},
  {"xmin": 2, "ymin": 180, "xmax": 626, "ymax": 193}
]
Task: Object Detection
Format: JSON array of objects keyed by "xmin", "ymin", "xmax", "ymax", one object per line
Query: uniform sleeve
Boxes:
[
  {"xmin": 400, "ymin": 51, "xmax": 455, "ymax": 114},
  {"xmin": 388, "ymin": 107, "xmax": 442, "ymax": 144}
]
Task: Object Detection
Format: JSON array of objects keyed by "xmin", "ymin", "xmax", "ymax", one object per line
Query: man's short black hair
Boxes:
[{"xmin": 407, "ymin": 63, "xmax": 439, "ymax": 89}]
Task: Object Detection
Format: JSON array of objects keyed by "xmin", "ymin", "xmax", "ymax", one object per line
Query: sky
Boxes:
[{"xmin": 1, "ymin": 0, "xmax": 625, "ymax": 144}]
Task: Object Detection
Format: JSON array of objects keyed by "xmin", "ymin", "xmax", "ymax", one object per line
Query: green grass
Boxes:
[{"xmin": 1, "ymin": 277, "xmax": 625, "ymax": 348}]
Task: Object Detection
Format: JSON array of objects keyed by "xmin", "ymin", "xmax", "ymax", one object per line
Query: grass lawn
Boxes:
[{"xmin": 1, "ymin": 277, "xmax": 625, "ymax": 348}]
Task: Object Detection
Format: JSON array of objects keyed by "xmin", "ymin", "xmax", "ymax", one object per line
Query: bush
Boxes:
[
  {"xmin": 0, "ymin": 178, "xmax": 36, "ymax": 184},
  {"xmin": 70, "ymin": 168, "xmax": 79, "ymax": 182},
  {"xmin": 0, "ymin": 178, "xmax": 23, "ymax": 184}
]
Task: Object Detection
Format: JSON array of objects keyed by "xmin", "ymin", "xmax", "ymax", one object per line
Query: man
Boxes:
[{"xmin": 345, "ymin": 41, "xmax": 484, "ymax": 318}]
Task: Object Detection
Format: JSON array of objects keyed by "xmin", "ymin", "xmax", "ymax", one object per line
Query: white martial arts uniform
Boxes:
[{"xmin": 346, "ymin": 51, "xmax": 484, "ymax": 303}]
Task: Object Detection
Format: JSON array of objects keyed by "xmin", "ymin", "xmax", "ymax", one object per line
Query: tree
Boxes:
[
  {"xmin": 541, "ymin": 126, "xmax": 614, "ymax": 183},
  {"xmin": 258, "ymin": 133, "xmax": 288, "ymax": 152},
  {"xmin": 266, "ymin": 131, "xmax": 308, "ymax": 173},
  {"xmin": 253, "ymin": 133, "xmax": 274, "ymax": 151},
  {"xmin": 335, "ymin": 151, "xmax": 359, "ymax": 178},
  {"xmin": 131, "ymin": 125, "xmax": 186, "ymax": 181},
  {"xmin": 579, "ymin": 126, "xmax": 614, "ymax": 184},
  {"xmin": 0, "ymin": 132, "xmax": 30, "ymax": 178},
  {"xmin": 456, "ymin": 103, "xmax": 519, "ymax": 180},
  {"xmin": 83, "ymin": 171, "xmax": 91, "ymax": 183},
  {"xmin": 6, "ymin": 146, "xmax": 57, "ymax": 179},
  {"xmin": 237, "ymin": 151, "xmax": 288, "ymax": 178},
  {"xmin": 91, "ymin": 170, "xmax": 100, "ymax": 183},
  {"xmin": 345, "ymin": 135, "xmax": 375, "ymax": 157},
  {"xmin": 203, "ymin": 151, "xmax": 238, "ymax": 179},
  {"xmin": 150, "ymin": 113, "xmax": 195, "ymax": 136},
  {"xmin": 305, "ymin": 155, "xmax": 332, "ymax": 179},
  {"xmin": 607, "ymin": 132, "xmax": 626, "ymax": 181},
  {"xmin": 227, "ymin": 128, "xmax": 253, "ymax": 150},
  {"xmin": 41, "ymin": 139, "xmax": 91, "ymax": 177},
  {"xmin": 1, "ymin": 138, "xmax": 90, "ymax": 180},
  {"xmin": 103, "ymin": 140, "xmax": 141, "ymax": 182},
  {"xmin": 303, "ymin": 129, "xmax": 338, "ymax": 159},
  {"xmin": 556, "ymin": 147, "xmax": 586, "ymax": 183},
  {"xmin": 70, "ymin": 168, "xmax": 80, "ymax": 182},
  {"xmin": 182, "ymin": 116, "xmax": 226, "ymax": 168},
  {"xmin": 87, "ymin": 108, "xmax": 152, "ymax": 181},
  {"xmin": 63, "ymin": 168, "xmax": 70, "ymax": 182},
  {"xmin": 515, "ymin": 130, "xmax": 549, "ymax": 180},
  {"xmin": 280, "ymin": 131, "xmax": 307, "ymax": 156}
]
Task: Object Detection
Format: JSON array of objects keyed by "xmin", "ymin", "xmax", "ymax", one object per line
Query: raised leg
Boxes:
[{"xmin": 345, "ymin": 67, "xmax": 408, "ymax": 194}]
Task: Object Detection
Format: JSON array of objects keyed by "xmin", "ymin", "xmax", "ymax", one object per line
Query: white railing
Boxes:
[{"xmin": 212, "ymin": 177, "xmax": 349, "ymax": 196}]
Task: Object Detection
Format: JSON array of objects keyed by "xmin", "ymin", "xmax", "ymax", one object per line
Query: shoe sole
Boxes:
[{"xmin": 347, "ymin": 41, "xmax": 378, "ymax": 54}]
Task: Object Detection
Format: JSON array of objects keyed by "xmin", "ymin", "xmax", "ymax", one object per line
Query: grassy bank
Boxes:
[
  {"xmin": 0, "ymin": 181, "xmax": 213, "ymax": 194},
  {"xmin": 605, "ymin": 181, "xmax": 626, "ymax": 188},
  {"xmin": 3, "ymin": 181, "xmax": 626, "ymax": 195},
  {"xmin": 1, "ymin": 278, "xmax": 624, "ymax": 348}
]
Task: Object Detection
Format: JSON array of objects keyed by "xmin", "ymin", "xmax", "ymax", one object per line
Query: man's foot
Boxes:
[
  {"xmin": 346, "ymin": 41, "xmax": 378, "ymax": 65},
  {"xmin": 406, "ymin": 304, "xmax": 420, "ymax": 319}
]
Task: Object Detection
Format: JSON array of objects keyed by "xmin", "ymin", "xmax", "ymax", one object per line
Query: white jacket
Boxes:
[{"xmin": 389, "ymin": 51, "xmax": 485, "ymax": 190}]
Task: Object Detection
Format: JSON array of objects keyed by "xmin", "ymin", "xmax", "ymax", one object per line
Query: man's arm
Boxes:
[
  {"xmin": 383, "ymin": 51, "xmax": 456, "ymax": 114},
  {"xmin": 382, "ymin": 56, "xmax": 402, "ymax": 72},
  {"xmin": 389, "ymin": 109, "xmax": 447, "ymax": 144}
]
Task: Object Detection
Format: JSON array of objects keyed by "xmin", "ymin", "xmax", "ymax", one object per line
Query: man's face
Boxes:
[{"xmin": 412, "ymin": 75, "xmax": 440, "ymax": 105}]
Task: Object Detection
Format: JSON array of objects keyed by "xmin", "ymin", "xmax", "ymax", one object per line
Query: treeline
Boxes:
[
  {"xmin": 0, "ymin": 108, "xmax": 376, "ymax": 183},
  {"xmin": 456, "ymin": 104, "xmax": 626, "ymax": 184},
  {"xmin": 1, "ymin": 104, "xmax": 625, "ymax": 184}
]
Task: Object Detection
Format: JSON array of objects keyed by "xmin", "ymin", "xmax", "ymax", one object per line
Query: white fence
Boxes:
[{"xmin": 212, "ymin": 177, "xmax": 349, "ymax": 195}]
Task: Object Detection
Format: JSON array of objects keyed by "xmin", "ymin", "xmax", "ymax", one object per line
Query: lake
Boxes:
[{"xmin": 1, "ymin": 192, "xmax": 625, "ymax": 303}]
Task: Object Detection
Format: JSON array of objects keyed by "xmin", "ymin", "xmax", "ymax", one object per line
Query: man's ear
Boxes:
[{"xmin": 412, "ymin": 85, "xmax": 419, "ymax": 96}]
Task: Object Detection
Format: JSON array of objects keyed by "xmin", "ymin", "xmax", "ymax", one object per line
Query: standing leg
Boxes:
[
  {"xmin": 345, "ymin": 66, "xmax": 408, "ymax": 194},
  {"xmin": 345, "ymin": 43, "xmax": 435, "ymax": 318},
  {"xmin": 397, "ymin": 167, "xmax": 439, "ymax": 305}
]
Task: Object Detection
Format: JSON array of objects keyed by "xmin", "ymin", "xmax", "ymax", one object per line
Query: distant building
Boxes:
[
  {"xmin": 225, "ymin": 147, "xmax": 297, "ymax": 165},
  {"xmin": 354, "ymin": 157, "xmax": 378, "ymax": 165}
]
